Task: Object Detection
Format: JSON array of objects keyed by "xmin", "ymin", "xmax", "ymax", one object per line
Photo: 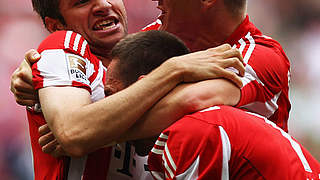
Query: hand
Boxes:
[
  {"xmin": 10, "ymin": 49, "xmax": 41, "ymax": 106},
  {"xmin": 168, "ymin": 44, "xmax": 245, "ymax": 87},
  {"xmin": 38, "ymin": 124, "xmax": 67, "ymax": 158}
]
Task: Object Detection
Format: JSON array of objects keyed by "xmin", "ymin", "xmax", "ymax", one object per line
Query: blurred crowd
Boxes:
[{"xmin": 0, "ymin": 0, "xmax": 319, "ymax": 179}]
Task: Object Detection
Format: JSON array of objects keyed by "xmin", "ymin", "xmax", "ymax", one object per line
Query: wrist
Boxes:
[{"xmin": 160, "ymin": 57, "xmax": 184, "ymax": 83}]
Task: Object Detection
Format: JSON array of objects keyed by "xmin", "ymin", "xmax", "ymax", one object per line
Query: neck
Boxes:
[
  {"xmin": 182, "ymin": 10, "xmax": 246, "ymax": 52},
  {"xmin": 90, "ymin": 47, "xmax": 112, "ymax": 67}
]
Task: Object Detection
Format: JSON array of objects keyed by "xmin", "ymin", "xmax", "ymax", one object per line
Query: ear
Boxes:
[
  {"xmin": 138, "ymin": 75, "xmax": 146, "ymax": 81},
  {"xmin": 201, "ymin": 0, "xmax": 216, "ymax": 9},
  {"xmin": 45, "ymin": 17, "xmax": 65, "ymax": 33}
]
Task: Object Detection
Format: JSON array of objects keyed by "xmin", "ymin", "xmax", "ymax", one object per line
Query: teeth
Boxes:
[{"xmin": 94, "ymin": 19, "xmax": 116, "ymax": 30}]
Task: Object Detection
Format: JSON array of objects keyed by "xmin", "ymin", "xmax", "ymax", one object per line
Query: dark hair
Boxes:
[
  {"xmin": 111, "ymin": 30, "xmax": 190, "ymax": 87},
  {"xmin": 32, "ymin": 0, "xmax": 65, "ymax": 27},
  {"xmin": 223, "ymin": 0, "xmax": 246, "ymax": 16}
]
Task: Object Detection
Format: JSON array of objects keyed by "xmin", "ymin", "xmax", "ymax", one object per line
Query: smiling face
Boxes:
[{"xmin": 59, "ymin": 0, "xmax": 128, "ymax": 56}]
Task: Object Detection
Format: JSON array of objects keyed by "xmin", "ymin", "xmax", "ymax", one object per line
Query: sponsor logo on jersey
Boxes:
[
  {"xmin": 68, "ymin": 55, "xmax": 86, "ymax": 75},
  {"xmin": 67, "ymin": 54, "xmax": 89, "ymax": 83}
]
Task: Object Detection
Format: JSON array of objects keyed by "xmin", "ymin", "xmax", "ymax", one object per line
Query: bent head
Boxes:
[
  {"xmin": 105, "ymin": 30, "xmax": 190, "ymax": 95},
  {"xmin": 32, "ymin": 0, "xmax": 128, "ymax": 55}
]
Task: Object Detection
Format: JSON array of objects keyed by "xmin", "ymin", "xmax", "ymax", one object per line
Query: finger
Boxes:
[
  {"xmin": 39, "ymin": 124, "xmax": 51, "ymax": 136},
  {"xmin": 217, "ymin": 69, "xmax": 243, "ymax": 88},
  {"xmin": 219, "ymin": 58, "xmax": 245, "ymax": 77},
  {"xmin": 209, "ymin": 44, "xmax": 232, "ymax": 53},
  {"xmin": 18, "ymin": 61, "xmax": 34, "ymax": 85},
  {"xmin": 25, "ymin": 49, "xmax": 41, "ymax": 65},
  {"xmin": 12, "ymin": 77, "xmax": 35, "ymax": 94},
  {"xmin": 42, "ymin": 139, "xmax": 59, "ymax": 154},
  {"xmin": 222, "ymin": 48, "xmax": 244, "ymax": 65},
  {"xmin": 16, "ymin": 98, "xmax": 37, "ymax": 106},
  {"xmin": 15, "ymin": 91, "xmax": 37, "ymax": 100},
  {"xmin": 39, "ymin": 131, "xmax": 55, "ymax": 147}
]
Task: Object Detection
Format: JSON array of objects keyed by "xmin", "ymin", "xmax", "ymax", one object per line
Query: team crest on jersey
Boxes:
[{"xmin": 66, "ymin": 53, "xmax": 89, "ymax": 84}]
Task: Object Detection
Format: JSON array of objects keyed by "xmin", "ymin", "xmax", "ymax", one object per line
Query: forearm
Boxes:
[
  {"xmin": 42, "ymin": 60, "xmax": 183, "ymax": 156},
  {"xmin": 117, "ymin": 79, "xmax": 240, "ymax": 141}
]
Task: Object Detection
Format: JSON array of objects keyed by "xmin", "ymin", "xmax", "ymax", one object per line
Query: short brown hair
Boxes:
[
  {"xmin": 111, "ymin": 30, "xmax": 190, "ymax": 87},
  {"xmin": 32, "ymin": 0, "xmax": 65, "ymax": 27}
]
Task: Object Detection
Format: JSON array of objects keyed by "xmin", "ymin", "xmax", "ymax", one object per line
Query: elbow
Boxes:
[
  {"xmin": 56, "ymin": 127, "xmax": 89, "ymax": 157},
  {"xmin": 182, "ymin": 93, "xmax": 224, "ymax": 113}
]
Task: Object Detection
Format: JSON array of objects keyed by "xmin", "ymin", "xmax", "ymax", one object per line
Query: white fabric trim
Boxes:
[
  {"xmin": 151, "ymin": 148, "xmax": 164, "ymax": 155},
  {"xmin": 176, "ymin": 155, "xmax": 199, "ymax": 180},
  {"xmin": 73, "ymin": 33, "xmax": 81, "ymax": 51},
  {"xmin": 219, "ymin": 126, "xmax": 231, "ymax": 180},
  {"xmin": 200, "ymin": 106, "xmax": 221, "ymax": 113},
  {"xmin": 243, "ymin": 32, "xmax": 256, "ymax": 64},
  {"xmin": 80, "ymin": 40, "xmax": 88, "ymax": 56},
  {"xmin": 64, "ymin": 31, "xmax": 72, "ymax": 49},
  {"xmin": 67, "ymin": 156, "xmax": 88, "ymax": 180}
]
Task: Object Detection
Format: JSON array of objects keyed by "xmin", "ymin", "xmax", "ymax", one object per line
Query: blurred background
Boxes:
[{"xmin": 0, "ymin": 0, "xmax": 319, "ymax": 179}]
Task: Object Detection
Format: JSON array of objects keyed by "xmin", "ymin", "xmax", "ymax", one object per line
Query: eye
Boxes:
[{"xmin": 75, "ymin": 0, "xmax": 89, "ymax": 6}]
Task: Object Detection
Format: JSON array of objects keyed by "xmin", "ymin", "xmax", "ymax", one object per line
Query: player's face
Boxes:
[
  {"xmin": 104, "ymin": 59, "xmax": 125, "ymax": 96},
  {"xmin": 153, "ymin": 0, "xmax": 202, "ymax": 36},
  {"xmin": 59, "ymin": 0, "xmax": 128, "ymax": 54}
]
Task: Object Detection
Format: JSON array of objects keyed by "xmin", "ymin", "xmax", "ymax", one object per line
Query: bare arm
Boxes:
[
  {"xmin": 117, "ymin": 78, "xmax": 240, "ymax": 141},
  {"xmin": 38, "ymin": 44, "xmax": 245, "ymax": 157}
]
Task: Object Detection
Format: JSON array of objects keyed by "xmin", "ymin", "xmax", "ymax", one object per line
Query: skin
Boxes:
[
  {"xmin": 11, "ymin": 0, "xmax": 247, "ymax": 157},
  {"xmin": 46, "ymin": 0, "xmax": 128, "ymax": 67}
]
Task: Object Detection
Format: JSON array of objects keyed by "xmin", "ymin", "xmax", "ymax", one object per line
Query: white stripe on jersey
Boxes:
[
  {"xmin": 240, "ymin": 91, "xmax": 281, "ymax": 118},
  {"xmin": 151, "ymin": 171, "xmax": 165, "ymax": 180},
  {"xmin": 219, "ymin": 126, "xmax": 231, "ymax": 180},
  {"xmin": 165, "ymin": 144, "xmax": 177, "ymax": 171},
  {"xmin": 238, "ymin": 38, "xmax": 246, "ymax": 54},
  {"xmin": 142, "ymin": 19, "xmax": 162, "ymax": 30},
  {"xmin": 243, "ymin": 32, "xmax": 256, "ymax": 64},
  {"xmin": 159, "ymin": 133, "xmax": 168, "ymax": 140},
  {"xmin": 162, "ymin": 144, "xmax": 177, "ymax": 179},
  {"xmin": 263, "ymin": 119, "xmax": 312, "ymax": 173},
  {"xmin": 176, "ymin": 156, "xmax": 199, "ymax": 180},
  {"xmin": 246, "ymin": 112, "xmax": 312, "ymax": 173},
  {"xmin": 73, "ymin": 33, "xmax": 81, "ymax": 51},
  {"xmin": 200, "ymin": 106, "xmax": 221, "ymax": 113},
  {"xmin": 155, "ymin": 140, "xmax": 166, "ymax": 146},
  {"xmin": 80, "ymin": 40, "xmax": 88, "ymax": 57},
  {"xmin": 162, "ymin": 152, "xmax": 174, "ymax": 179},
  {"xmin": 67, "ymin": 156, "xmax": 88, "ymax": 180},
  {"xmin": 151, "ymin": 148, "xmax": 164, "ymax": 155},
  {"xmin": 64, "ymin": 31, "xmax": 72, "ymax": 49}
]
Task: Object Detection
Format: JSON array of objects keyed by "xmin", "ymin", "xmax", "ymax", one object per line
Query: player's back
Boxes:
[
  {"xmin": 148, "ymin": 105, "xmax": 320, "ymax": 180},
  {"xmin": 194, "ymin": 106, "xmax": 320, "ymax": 179}
]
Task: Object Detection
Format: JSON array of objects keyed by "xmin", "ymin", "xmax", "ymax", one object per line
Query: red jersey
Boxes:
[
  {"xmin": 148, "ymin": 106, "xmax": 320, "ymax": 180},
  {"xmin": 30, "ymin": 30, "xmax": 111, "ymax": 180},
  {"xmin": 142, "ymin": 16, "xmax": 291, "ymax": 132}
]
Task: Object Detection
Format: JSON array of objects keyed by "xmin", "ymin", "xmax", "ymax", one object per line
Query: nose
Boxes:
[{"xmin": 92, "ymin": 0, "xmax": 112, "ymax": 16}]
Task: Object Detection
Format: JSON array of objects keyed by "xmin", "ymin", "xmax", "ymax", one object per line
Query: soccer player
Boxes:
[
  {"xmin": 13, "ymin": 0, "xmax": 291, "ymax": 133},
  {"xmin": 14, "ymin": 0, "xmax": 244, "ymax": 179},
  {"xmin": 144, "ymin": 0, "xmax": 291, "ymax": 132},
  {"xmin": 10, "ymin": 0, "xmax": 292, "ymax": 178},
  {"xmin": 107, "ymin": 30, "xmax": 320, "ymax": 180}
]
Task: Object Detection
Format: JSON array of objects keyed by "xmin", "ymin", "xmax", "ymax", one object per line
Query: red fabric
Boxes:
[{"xmin": 148, "ymin": 106, "xmax": 320, "ymax": 180}]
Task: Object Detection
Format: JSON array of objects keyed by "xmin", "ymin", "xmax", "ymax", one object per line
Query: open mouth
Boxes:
[{"xmin": 93, "ymin": 18, "xmax": 119, "ymax": 31}]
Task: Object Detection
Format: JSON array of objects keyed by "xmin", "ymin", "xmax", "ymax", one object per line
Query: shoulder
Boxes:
[
  {"xmin": 141, "ymin": 19, "xmax": 162, "ymax": 31},
  {"xmin": 38, "ymin": 30, "xmax": 90, "ymax": 58}
]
